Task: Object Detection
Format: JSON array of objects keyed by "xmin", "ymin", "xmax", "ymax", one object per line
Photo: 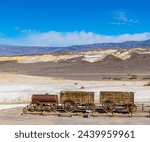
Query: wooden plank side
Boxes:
[
  {"xmin": 100, "ymin": 91, "xmax": 134, "ymax": 104},
  {"xmin": 60, "ymin": 91, "xmax": 94, "ymax": 104}
]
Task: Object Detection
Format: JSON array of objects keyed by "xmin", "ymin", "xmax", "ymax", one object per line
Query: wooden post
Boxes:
[{"xmin": 92, "ymin": 107, "xmax": 97, "ymax": 117}]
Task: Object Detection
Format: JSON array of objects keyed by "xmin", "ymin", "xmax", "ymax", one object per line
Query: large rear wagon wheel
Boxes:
[
  {"xmin": 36, "ymin": 104, "xmax": 44, "ymax": 112},
  {"xmin": 125, "ymin": 103, "xmax": 137, "ymax": 115},
  {"xmin": 50, "ymin": 104, "xmax": 57, "ymax": 112},
  {"xmin": 63, "ymin": 100, "xmax": 76, "ymax": 112},
  {"xmin": 102, "ymin": 100, "xmax": 116, "ymax": 113}
]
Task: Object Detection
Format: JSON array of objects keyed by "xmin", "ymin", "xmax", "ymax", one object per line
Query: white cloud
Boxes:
[
  {"xmin": 0, "ymin": 31, "xmax": 150, "ymax": 47},
  {"xmin": 114, "ymin": 11, "xmax": 128, "ymax": 22},
  {"xmin": 110, "ymin": 11, "xmax": 139, "ymax": 25}
]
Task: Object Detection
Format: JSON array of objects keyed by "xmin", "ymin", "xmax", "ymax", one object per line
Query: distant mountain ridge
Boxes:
[{"xmin": 0, "ymin": 39, "xmax": 150, "ymax": 56}]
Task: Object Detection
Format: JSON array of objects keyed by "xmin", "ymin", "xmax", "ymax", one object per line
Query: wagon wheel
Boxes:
[
  {"xmin": 102, "ymin": 100, "xmax": 116, "ymax": 113},
  {"xmin": 50, "ymin": 104, "xmax": 57, "ymax": 112},
  {"xmin": 28, "ymin": 103, "xmax": 38, "ymax": 112},
  {"xmin": 63, "ymin": 100, "xmax": 76, "ymax": 112},
  {"xmin": 36, "ymin": 104, "xmax": 44, "ymax": 112},
  {"xmin": 23, "ymin": 105, "xmax": 30, "ymax": 113},
  {"xmin": 125, "ymin": 103, "xmax": 137, "ymax": 114},
  {"xmin": 43, "ymin": 104, "xmax": 56, "ymax": 112},
  {"xmin": 41, "ymin": 105, "xmax": 50, "ymax": 112}
]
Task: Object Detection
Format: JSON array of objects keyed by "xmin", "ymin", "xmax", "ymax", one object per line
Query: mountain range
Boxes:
[{"xmin": 0, "ymin": 39, "xmax": 150, "ymax": 56}]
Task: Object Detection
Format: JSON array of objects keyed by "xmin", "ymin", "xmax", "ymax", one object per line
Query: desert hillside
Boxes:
[
  {"xmin": 0, "ymin": 48, "xmax": 149, "ymax": 63},
  {"xmin": 0, "ymin": 48, "xmax": 149, "ymax": 80}
]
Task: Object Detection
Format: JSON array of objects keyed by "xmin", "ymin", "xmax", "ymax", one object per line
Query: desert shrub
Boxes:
[
  {"xmin": 128, "ymin": 75, "xmax": 138, "ymax": 80},
  {"xmin": 80, "ymin": 86, "xmax": 85, "ymax": 89},
  {"xmin": 102, "ymin": 76, "xmax": 112, "ymax": 80},
  {"xmin": 3, "ymin": 68, "xmax": 17, "ymax": 72},
  {"xmin": 74, "ymin": 82, "xmax": 78, "ymax": 85},
  {"xmin": 112, "ymin": 77, "xmax": 121, "ymax": 80}
]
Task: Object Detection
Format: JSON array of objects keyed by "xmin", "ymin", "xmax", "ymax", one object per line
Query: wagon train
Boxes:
[{"xmin": 23, "ymin": 91, "xmax": 137, "ymax": 115}]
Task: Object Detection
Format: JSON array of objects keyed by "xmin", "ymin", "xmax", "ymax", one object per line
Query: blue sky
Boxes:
[{"xmin": 0, "ymin": 0, "xmax": 150, "ymax": 46}]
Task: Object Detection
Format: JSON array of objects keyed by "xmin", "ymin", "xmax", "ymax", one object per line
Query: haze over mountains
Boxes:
[{"xmin": 0, "ymin": 39, "xmax": 150, "ymax": 56}]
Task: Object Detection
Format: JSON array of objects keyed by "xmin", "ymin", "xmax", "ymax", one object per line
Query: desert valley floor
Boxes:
[{"xmin": 0, "ymin": 73, "xmax": 150, "ymax": 124}]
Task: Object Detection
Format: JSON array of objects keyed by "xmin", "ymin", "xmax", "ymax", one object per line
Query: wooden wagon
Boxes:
[
  {"xmin": 100, "ymin": 91, "xmax": 137, "ymax": 114},
  {"xmin": 60, "ymin": 91, "xmax": 95, "ymax": 112}
]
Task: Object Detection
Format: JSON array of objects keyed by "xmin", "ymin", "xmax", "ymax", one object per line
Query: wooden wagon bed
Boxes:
[
  {"xmin": 60, "ymin": 91, "xmax": 94, "ymax": 112},
  {"xmin": 100, "ymin": 91, "xmax": 136, "ymax": 114},
  {"xmin": 100, "ymin": 91, "xmax": 134, "ymax": 105}
]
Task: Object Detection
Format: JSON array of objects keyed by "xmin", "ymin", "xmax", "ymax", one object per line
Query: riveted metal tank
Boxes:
[{"xmin": 32, "ymin": 93, "xmax": 58, "ymax": 103}]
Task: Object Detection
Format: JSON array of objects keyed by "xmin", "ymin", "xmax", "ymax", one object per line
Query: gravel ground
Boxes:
[{"xmin": 0, "ymin": 107, "xmax": 150, "ymax": 125}]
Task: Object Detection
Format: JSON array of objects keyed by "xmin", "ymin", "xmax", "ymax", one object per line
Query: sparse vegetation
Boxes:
[
  {"xmin": 112, "ymin": 77, "xmax": 121, "ymax": 80},
  {"xmin": 80, "ymin": 86, "xmax": 85, "ymax": 89},
  {"xmin": 3, "ymin": 68, "xmax": 17, "ymax": 72},
  {"xmin": 128, "ymin": 75, "xmax": 138, "ymax": 80},
  {"xmin": 74, "ymin": 82, "xmax": 78, "ymax": 85}
]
